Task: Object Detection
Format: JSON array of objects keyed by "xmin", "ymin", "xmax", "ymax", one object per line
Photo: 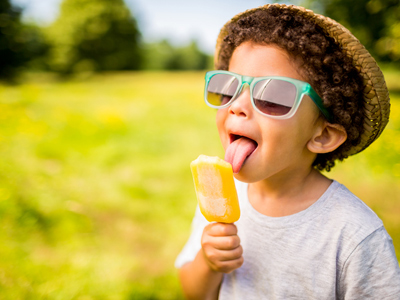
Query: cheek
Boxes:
[
  {"xmin": 215, "ymin": 110, "xmax": 224, "ymax": 133},
  {"xmin": 216, "ymin": 110, "xmax": 229, "ymax": 146},
  {"xmin": 259, "ymin": 119, "xmax": 305, "ymax": 156}
]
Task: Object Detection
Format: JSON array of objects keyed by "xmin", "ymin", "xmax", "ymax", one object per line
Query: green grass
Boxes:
[{"xmin": 0, "ymin": 70, "xmax": 399, "ymax": 299}]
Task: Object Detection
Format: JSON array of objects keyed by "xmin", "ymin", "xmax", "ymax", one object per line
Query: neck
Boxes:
[{"xmin": 248, "ymin": 167, "xmax": 331, "ymax": 217}]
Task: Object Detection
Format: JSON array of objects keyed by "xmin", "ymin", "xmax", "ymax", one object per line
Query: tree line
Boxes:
[
  {"xmin": 0, "ymin": 0, "xmax": 213, "ymax": 80},
  {"xmin": 1, "ymin": 0, "xmax": 399, "ymax": 80},
  {"xmin": 306, "ymin": 0, "xmax": 400, "ymax": 63}
]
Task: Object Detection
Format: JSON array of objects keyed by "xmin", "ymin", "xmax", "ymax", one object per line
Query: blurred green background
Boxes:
[{"xmin": 0, "ymin": 0, "xmax": 399, "ymax": 299}]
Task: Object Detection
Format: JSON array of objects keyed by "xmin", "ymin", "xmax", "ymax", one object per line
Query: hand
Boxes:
[{"xmin": 201, "ymin": 222, "xmax": 243, "ymax": 273}]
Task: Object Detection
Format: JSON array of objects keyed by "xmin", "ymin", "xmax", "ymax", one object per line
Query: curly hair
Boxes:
[{"xmin": 216, "ymin": 6, "xmax": 365, "ymax": 171}]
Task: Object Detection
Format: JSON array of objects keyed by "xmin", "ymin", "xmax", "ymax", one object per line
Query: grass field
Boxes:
[{"xmin": 0, "ymin": 71, "xmax": 399, "ymax": 299}]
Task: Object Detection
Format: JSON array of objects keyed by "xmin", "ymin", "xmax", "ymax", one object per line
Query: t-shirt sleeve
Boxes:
[
  {"xmin": 339, "ymin": 226, "xmax": 400, "ymax": 299},
  {"xmin": 175, "ymin": 205, "xmax": 210, "ymax": 268}
]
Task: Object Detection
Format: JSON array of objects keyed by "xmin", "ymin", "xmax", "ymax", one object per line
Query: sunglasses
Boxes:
[{"xmin": 204, "ymin": 70, "xmax": 332, "ymax": 121}]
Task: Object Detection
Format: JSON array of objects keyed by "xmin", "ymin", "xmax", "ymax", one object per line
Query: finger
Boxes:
[
  {"xmin": 204, "ymin": 245, "xmax": 243, "ymax": 263},
  {"xmin": 206, "ymin": 222, "xmax": 238, "ymax": 237},
  {"xmin": 211, "ymin": 255, "xmax": 244, "ymax": 274},
  {"xmin": 217, "ymin": 245, "xmax": 243, "ymax": 261},
  {"xmin": 212, "ymin": 235, "xmax": 241, "ymax": 250}
]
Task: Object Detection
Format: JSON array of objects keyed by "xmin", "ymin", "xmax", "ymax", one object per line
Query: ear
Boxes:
[{"xmin": 307, "ymin": 121, "xmax": 347, "ymax": 154}]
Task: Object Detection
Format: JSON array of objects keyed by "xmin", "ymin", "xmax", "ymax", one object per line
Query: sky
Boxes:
[{"xmin": 10, "ymin": 0, "xmax": 285, "ymax": 54}]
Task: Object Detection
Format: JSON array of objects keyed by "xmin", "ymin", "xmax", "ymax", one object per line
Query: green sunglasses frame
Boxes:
[{"xmin": 204, "ymin": 70, "xmax": 333, "ymax": 122}]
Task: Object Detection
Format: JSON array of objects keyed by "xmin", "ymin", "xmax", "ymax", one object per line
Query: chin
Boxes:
[
  {"xmin": 233, "ymin": 172, "xmax": 248, "ymax": 183},
  {"xmin": 233, "ymin": 168, "xmax": 261, "ymax": 184}
]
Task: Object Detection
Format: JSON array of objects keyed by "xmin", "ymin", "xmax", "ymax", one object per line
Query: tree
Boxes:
[
  {"xmin": 45, "ymin": 0, "xmax": 142, "ymax": 74},
  {"xmin": 305, "ymin": 0, "xmax": 400, "ymax": 62},
  {"xmin": 168, "ymin": 41, "xmax": 211, "ymax": 70},
  {"xmin": 142, "ymin": 39, "xmax": 212, "ymax": 70},
  {"xmin": 141, "ymin": 40, "xmax": 176, "ymax": 70},
  {"xmin": 0, "ymin": 0, "xmax": 30, "ymax": 79}
]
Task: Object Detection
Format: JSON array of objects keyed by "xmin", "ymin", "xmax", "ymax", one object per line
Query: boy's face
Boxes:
[{"xmin": 216, "ymin": 41, "xmax": 323, "ymax": 183}]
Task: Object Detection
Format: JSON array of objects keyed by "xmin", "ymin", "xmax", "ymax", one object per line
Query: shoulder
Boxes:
[
  {"xmin": 338, "ymin": 225, "xmax": 400, "ymax": 298},
  {"xmin": 316, "ymin": 182, "xmax": 400, "ymax": 297},
  {"xmin": 324, "ymin": 182, "xmax": 396, "ymax": 264},
  {"xmin": 175, "ymin": 206, "xmax": 209, "ymax": 268},
  {"xmin": 326, "ymin": 181, "xmax": 383, "ymax": 233}
]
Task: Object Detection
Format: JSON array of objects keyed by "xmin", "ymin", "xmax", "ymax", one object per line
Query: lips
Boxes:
[{"xmin": 225, "ymin": 134, "xmax": 258, "ymax": 173}]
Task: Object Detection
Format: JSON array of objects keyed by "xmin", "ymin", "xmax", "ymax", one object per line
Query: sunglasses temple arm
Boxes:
[{"xmin": 308, "ymin": 89, "xmax": 333, "ymax": 123}]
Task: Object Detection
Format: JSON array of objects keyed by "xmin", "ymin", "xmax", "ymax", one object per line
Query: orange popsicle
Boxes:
[{"xmin": 190, "ymin": 155, "xmax": 240, "ymax": 223}]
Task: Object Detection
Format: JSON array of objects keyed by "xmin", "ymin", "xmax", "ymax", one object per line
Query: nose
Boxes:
[{"xmin": 228, "ymin": 84, "xmax": 252, "ymax": 118}]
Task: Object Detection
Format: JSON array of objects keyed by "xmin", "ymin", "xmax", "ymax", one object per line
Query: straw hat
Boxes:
[{"xmin": 215, "ymin": 4, "xmax": 390, "ymax": 156}]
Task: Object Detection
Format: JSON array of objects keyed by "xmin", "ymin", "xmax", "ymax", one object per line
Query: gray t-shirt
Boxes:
[{"xmin": 175, "ymin": 180, "xmax": 400, "ymax": 299}]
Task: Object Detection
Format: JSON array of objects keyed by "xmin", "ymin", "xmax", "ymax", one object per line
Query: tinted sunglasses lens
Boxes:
[
  {"xmin": 207, "ymin": 74, "xmax": 239, "ymax": 106},
  {"xmin": 252, "ymin": 79, "xmax": 297, "ymax": 116}
]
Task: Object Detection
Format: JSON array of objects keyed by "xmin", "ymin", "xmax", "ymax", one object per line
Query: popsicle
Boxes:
[{"xmin": 190, "ymin": 155, "xmax": 240, "ymax": 223}]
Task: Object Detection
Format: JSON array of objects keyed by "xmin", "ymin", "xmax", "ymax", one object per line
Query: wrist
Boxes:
[{"xmin": 179, "ymin": 250, "xmax": 223, "ymax": 300}]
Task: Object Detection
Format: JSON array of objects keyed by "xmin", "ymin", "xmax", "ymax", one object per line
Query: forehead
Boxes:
[{"xmin": 228, "ymin": 42, "xmax": 306, "ymax": 82}]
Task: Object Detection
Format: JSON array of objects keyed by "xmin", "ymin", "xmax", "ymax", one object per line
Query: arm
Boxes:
[
  {"xmin": 179, "ymin": 222, "xmax": 243, "ymax": 300},
  {"xmin": 339, "ymin": 227, "xmax": 400, "ymax": 299},
  {"xmin": 179, "ymin": 250, "xmax": 223, "ymax": 300}
]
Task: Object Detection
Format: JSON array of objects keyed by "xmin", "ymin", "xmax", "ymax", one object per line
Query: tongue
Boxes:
[{"xmin": 225, "ymin": 137, "xmax": 257, "ymax": 173}]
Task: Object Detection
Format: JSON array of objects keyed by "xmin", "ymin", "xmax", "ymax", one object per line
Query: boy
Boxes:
[{"xmin": 176, "ymin": 4, "xmax": 400, "ymax": 299}]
